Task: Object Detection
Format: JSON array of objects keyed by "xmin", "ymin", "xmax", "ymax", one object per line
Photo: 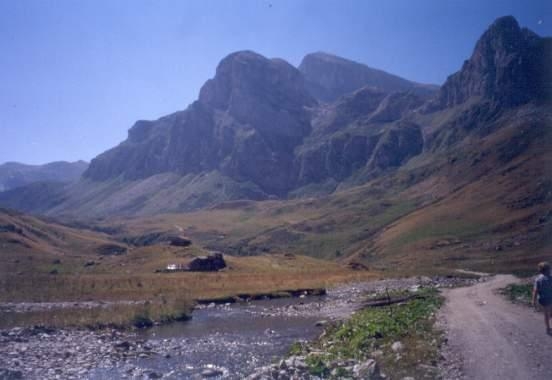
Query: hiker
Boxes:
[{"xmin": 532, "ymin": 261, "xmax": 552, "ymax": 334}]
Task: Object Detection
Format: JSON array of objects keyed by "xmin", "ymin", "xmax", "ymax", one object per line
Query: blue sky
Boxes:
[{"xmin": 0, "ymin": 0, "xmax": 550, "ymax": 165}]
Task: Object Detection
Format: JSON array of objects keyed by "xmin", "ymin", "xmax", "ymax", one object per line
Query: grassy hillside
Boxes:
[
  {"xmin": 101, "ymin": 104, "xmax": 551, "ymax": 275},
  {"xmin": 0, "ymin": 208, "xmax": 375, "ymax": 307}
]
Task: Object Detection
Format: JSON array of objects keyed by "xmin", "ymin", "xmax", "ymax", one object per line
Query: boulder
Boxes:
[
  {"xmin": 347, "ymin": 262, "xmax": 369, "ymax": 271},
  {"xmin": 391, "ymin": 341, "xmax": 405, "ymax": 353},
  {"xmin": 187, "ymin": 253, "xmax": 226, "ymax": 272},
  {"xmin": 201, "ymin": 368, "xmax": 223, "ymax": 378},
  {"xmin": 353, "ymin": 359, "xmax": 383, "ymax": 379}
]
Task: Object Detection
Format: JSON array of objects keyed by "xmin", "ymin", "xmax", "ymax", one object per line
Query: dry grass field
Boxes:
[
  {"xmin": 0, "ymin": 208, "xmax": 378, "ymax": 327},
  {"xmin": 0, "ymin": 208, "xmax": 376, "ymax": 302}
]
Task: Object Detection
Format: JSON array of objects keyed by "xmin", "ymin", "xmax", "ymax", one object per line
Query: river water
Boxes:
[{"xmin": 90, "ymin": 296, "xmax": 327, "ymax": 379}]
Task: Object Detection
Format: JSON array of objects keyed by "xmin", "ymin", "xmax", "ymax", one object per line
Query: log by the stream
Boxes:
[{"xmin": 361, "ymin": 294, "xmax": 425, "ymax": 308}]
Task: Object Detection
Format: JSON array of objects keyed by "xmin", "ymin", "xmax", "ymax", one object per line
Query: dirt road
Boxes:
[{"xmin": 440, "ymin": 274, "xmax": 552, "ymax": 380}]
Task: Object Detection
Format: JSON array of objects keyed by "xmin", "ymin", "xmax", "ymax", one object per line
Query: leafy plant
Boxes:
[
  {"xmin": 501, "ymin": 283, "xmax": 532, "ymax": 305},
  {"xmin": 306, "ymin": 355, "xmax": 330, "ymax": 377}
]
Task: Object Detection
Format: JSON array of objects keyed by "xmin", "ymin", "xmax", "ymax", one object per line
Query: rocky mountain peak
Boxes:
[
  {"xmin": 302, "ymin": 51, "xmax": 356, "ymax": 65},
  {"xmin": 431, "ymin": 15, "xmax": 550, "ymax": 110},
  {"xmin": 299, "ymin": 52, "xmax": 436, "ymax": 102},
  {"xmin": 199, "ymin": 50, "xmax": 315, "ymax": 112},
  {"xmin": 83, "ymin": 50, "xmax": 317, "ymax": 196}
]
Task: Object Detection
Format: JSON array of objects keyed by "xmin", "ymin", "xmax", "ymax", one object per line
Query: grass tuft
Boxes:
[{"xmin": 500, "ymin": 283, "xmax": 533, "ymax": 305}]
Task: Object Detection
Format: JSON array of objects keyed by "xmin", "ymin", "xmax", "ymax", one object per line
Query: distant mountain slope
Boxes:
[
  {"xmin": 298, "ymin": 51, "xmax": 438, "ymax": 102},
  {"xmin": 0, "ymin": 161, "xmax": 88, "ymax": 192}
]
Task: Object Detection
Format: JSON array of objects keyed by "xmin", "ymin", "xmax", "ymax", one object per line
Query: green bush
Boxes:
[
  {"xmin": 306, "ymin": 355, "xmax": 330, "ymax": 377},
  {"xmin": 501, "ymin": 283, "xmax": 532, "ymax": 304}
]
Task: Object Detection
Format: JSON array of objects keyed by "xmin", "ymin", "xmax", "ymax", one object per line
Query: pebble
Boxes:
[
  {"xmin": 391, "ymin": 341, "xmax": 405, "ymax": 353},
  {"xmin": 201, "ymin": 368, "xmax": 224, "ymax": 377}
]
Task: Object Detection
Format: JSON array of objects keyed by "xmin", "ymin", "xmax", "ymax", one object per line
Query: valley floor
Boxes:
[{"xmin": 2, "ymin": 272, "xmax": 547, "ymax": 379}]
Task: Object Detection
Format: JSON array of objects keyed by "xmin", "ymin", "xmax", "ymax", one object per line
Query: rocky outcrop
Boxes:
[
  {"xmin": 187, "ymin": 253, "xmax": 226, "ymax": 272},
  {"xmin": 299, "ymin": 52, "xmax": 437, "ymax": 102},
  {"xmin": 311, "ymin": 87, "xmax": 388, "ymax": 135},
  {"xmin": 123, "ymin": 232, "xmax": 192, "ymax": 247},
  {"xmin": 431, "ymin": 16, "xmax": 551, "ymax": 110},
  {"xmin": 169, "ymin": 236, "xmax": 192, "ymax": 247},
  {"xmin": 295, "ymin": 121, "xmax": 422, "ymax": 188},
  {"xmin": 368, "ymin": 91, "xmax": 425, "ymax": 122},
  {"xmin": 295, "ymin": 133, "xmax": 377, "ymax": 186},
  {"xmin": 366, "ymin": 122, "xmax": 424, "ymax": 173}
]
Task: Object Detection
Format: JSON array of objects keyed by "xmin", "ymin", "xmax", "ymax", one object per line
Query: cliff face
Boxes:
[
  {"xmin": 432, "ymin": 16, "xmax": 551, "ymax": 110},
  {"xmin": 84, "ymin": 51, "xmax": 316, "ymax": 196}
]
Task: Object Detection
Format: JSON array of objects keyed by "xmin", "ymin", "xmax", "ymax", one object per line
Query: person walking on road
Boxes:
[{"xmin": 532, "ymin": 261, "xmax": 552, "ymax": 334}]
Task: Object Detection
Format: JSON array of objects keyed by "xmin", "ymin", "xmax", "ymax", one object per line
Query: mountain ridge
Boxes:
[
  {"xmin": 0, "ymin": 160, "xmax": 88, "ymax": 192},
  {"xmin": 299, "ymin": 51, "xmax": 438, "ymax": 102},
  {"xmin": 0, "ymin": 16, "xmax": 549, "ymax": 222}
]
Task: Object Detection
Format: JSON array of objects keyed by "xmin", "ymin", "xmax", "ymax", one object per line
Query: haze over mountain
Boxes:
[
  {"xmin": 0, "ymin": 161, "xmax": 88, "ymax": 192},
  {"xmin": 0, "ymin": 16, "xmax": 549, "ymax": 235}
]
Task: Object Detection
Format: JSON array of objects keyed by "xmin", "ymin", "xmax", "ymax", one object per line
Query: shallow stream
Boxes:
[{"xmin": 90, "ymin": 296, "xmax": 326, "ymax": 379}]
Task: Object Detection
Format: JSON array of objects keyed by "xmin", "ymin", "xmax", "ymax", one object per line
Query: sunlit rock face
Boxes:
[{"xmin": 431, "ymin": 16, "xmax": 551, "ymax": 110}]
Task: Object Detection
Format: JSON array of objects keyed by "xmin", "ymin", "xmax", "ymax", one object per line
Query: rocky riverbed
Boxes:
[
  {"xmin": 0, "ymin": 275, "xmax": 486, "ymax": 379},
  {"xmin": 0, "ymin": 300, "xmax": 146, "ymax": 314},
  {"xmin": 0, "ymin": 326, "xmax": 156, "ymax": 380}
]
